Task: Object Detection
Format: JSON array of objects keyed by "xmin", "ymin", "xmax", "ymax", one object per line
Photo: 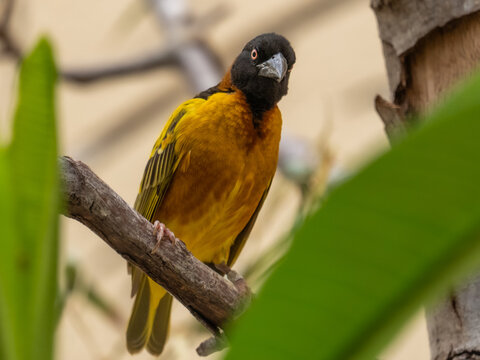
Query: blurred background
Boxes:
[{"xmin": 0, "ymin": 0, "xmax": 430, "ymax": 358}]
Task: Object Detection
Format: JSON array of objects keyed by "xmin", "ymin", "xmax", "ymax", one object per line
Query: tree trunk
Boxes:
[{"xmin": 371, "ymin": 1, "xmax": 480, "ymax": 359}]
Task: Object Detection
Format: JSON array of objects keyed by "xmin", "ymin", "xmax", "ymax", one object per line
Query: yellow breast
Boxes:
[{"xmin": 154, "ymin": 91, "xmax": 282, "ymax": 264}]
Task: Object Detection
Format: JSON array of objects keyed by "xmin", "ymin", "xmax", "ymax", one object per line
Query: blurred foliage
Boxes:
[
  {"xmin": 0, "ymin": 39, "xmax": 59, "ymax": 360},
  {"xmin": 58, "ymin": 260, "xmax": 123, "ymax": 326},
  {"xmin": 225, "ymin": 69, "xmax": 480, "ymax": 359}
]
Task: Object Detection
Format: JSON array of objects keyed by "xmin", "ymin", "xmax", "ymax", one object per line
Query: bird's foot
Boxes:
[
  {"xmin": 215, "ymin": 263, "xmax": 251, "ymax": 298},
  {"xmin": 151, "ymin": 220, "xmax": 176, "ymax": 254}
]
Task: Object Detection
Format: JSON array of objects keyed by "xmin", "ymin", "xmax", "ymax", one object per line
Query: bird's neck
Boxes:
[
  {"xmin": 197, "ymin": 72, "xmax": 278, "ymax": 128},
  {"xmin": 243, "ymin": 93, "xmax": 277, "ymax": 126},
  {"xmin": 225, "ymin": 71, "xmax": 279, "ymax": 125}
]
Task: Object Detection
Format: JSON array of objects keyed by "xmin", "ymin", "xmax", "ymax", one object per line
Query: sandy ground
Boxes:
[{"xmin": 0, "ymin": 0, "xmax": 430, "ymax": 359}]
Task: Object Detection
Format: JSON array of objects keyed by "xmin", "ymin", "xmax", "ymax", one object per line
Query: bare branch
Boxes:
[
  {"xmin": 60, "ymin": 156, "xmax": 249, "ymax": 333},
  {"xmin": 196, "ymin": 334, "xmax": 228, "ymax": 357}
]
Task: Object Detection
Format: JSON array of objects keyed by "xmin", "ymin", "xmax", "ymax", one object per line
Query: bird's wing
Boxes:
[
  {"xmin": 227, "ymin": 180, "xmax": 272, "ymax": 267},
  {"xmin": 129, "ymin": 98, "xmax": 204, "ymax": 296},
  {"xmin": 135, "ymin": 103, "xmax": 189, "ymax": 220}
]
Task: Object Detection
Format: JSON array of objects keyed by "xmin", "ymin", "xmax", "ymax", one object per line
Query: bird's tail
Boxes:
[{"xmin": 126, "ymin": 275, "xmax": 173, "ymax": 355}]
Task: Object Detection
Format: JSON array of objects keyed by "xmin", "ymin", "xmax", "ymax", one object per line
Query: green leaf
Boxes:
[
  {"xmin": 0, "ymin": 38, "xmax": 59, "ymax": 360},
  {"xmin": 0, "ymin": 148, "xmax": 18, "ymax": 360},
  {"xmin": 225, "ymin": 71, "xmax": 480, "ymax": 360}
]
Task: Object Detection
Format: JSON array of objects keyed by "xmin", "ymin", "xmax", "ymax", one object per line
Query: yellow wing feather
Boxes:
[
  {"xmin": 127, "ymin": 98, "xmax": 205, "ymax": 355},
  {"xmin": 134, "ymin": 99, "xmax": 204, "ymax": 221}
]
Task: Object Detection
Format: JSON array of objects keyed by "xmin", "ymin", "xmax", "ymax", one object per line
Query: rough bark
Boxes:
[
  {"xmin": 427, "ymin": 277, "xmax": 480, "ymax": 360},
  {"xmin": 372, "ymin": 0, "xmax": 480, "ymax": 105},
  {"xmin": 60, "ymin": 156, "xmax": 248, "ymax": 334},
  {"xmin": 372, "ymin": 1, "xmax": 480, "ymax": 359}
]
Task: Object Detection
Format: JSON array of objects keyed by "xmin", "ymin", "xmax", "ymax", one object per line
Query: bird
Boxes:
[{"xmin": 126, "ymin": 32, "xmax": 296, "ymax": 356}]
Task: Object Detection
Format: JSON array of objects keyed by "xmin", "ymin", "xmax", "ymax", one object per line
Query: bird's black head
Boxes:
[{"xmin": 231, "ymin": 33, "xmax": 296, "ymax": 117}]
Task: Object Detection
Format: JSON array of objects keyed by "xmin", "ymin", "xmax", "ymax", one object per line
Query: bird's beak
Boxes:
[{"xmin": 257, "ymin": 52, "xmax": 288, "ymax": 83}]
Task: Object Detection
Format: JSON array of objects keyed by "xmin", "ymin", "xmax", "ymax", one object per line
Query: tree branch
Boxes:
[
  {"xmin": 196, "ymin": 334, "xmax": 228, "ymax": 356},
  {"xmin": 60, "ymin": 156, "xmax": 249, "ymax": 337}
]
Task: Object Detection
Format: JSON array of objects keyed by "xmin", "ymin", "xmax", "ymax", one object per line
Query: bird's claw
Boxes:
[
  {"xmin": 151, "ymin": 221, "xmax": 177, "ymax": 254},
  {"xmin": 215, "ymin": 263, "xmax": 251, "ymax": 297},
  {"xmin": 228, "ymin": 269, "xmax": 250, "ymax": 298}
]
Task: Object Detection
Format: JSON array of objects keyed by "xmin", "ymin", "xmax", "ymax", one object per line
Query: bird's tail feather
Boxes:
[
  {"xmin": 147, "ymin": 293, "xmax": 173, "ymax": 354},
  {"xmin": 126, "ymin": 275, "xmax": 172, "ymax": 355}
]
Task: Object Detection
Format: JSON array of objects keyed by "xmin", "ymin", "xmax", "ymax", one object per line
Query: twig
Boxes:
[
  {"xmin": 60, "ymin": 156, "xmax": 248, "ymax": 334},
  {"xmin": 196, "ymin": 334, "xmax": 228, "ymax": 357}
]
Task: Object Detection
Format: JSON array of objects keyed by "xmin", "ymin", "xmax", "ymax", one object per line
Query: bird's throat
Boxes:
[{"xmin": 245, "ymin": 93, "xmax": 276, "ymax": 129}]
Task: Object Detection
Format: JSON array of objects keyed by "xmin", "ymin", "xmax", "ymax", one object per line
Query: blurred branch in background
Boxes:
[
  {"xmin": 0, "ymin": 0, "xmax": 363, "ymax": 85},
  {"xmin": 0, "ymin": 0, "xmax": 357, "ymax": 167},
  {"xmin": 0, "ymin": 0, "xmax": 20, "ymax": 59},
  {"xmin": 149, "ymin": 0, "xmax": 223, "ymax": 91},
  {"xmin": 0, "ymin": 0, "xmax": 223, "ymax": 89},
  {"xmin": 62, "ymin": 0, "xmax": 227, "ymax": 87},
  {"xmin": 61, "ymin": 48, "xmax": 178, "ymax": 84}
]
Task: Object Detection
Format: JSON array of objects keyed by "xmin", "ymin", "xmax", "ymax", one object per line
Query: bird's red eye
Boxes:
[{"xmin": 251, "ymin": 49, "xmax": 258, "ymax": 60}]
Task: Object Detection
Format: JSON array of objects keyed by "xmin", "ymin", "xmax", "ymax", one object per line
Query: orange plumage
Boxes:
[
  {"xmin": 127, "ymin": 33, "xmax": 295, "ymax": 355},
  {"xmin": 157, "ymin": 92, "xmax": 281, "ymax": 263}
]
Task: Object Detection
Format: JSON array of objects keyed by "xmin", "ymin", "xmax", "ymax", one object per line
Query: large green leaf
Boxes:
[
  {"xmin": 0, "ymin": 147, "xmax": 18, "ymax": 360},
  {"xmin": 0, "ymin": 38, "xmax": 59, "ymax": 360},
  {"xmin": 226, "ymin": 71, "xmax": 480, "ymax": 359}
]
